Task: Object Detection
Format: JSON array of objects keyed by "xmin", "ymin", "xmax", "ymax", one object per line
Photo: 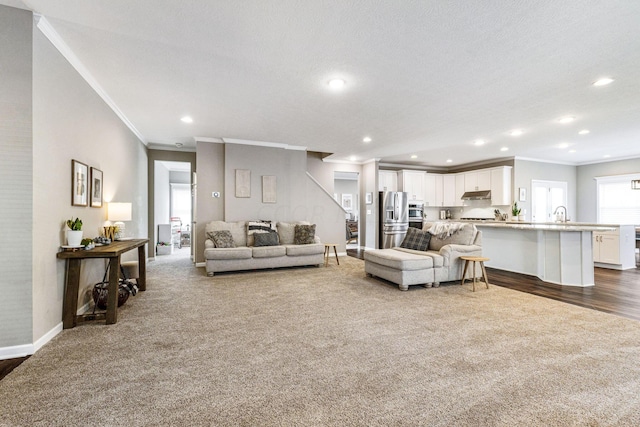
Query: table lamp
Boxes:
[{"xmin": 108, "ymin": 202, "xmax": 132, "ymax": 240}]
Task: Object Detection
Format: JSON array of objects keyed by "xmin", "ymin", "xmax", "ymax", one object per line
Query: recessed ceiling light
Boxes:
[
  {"xmin": 509, "ymin": 129, "xmax": 523, "ymax": 137},
  {"xmin": 558, "ymin": 142, "xmax": 570, "ymax": 149},
  {"xmin": 473, "ymin": 139, "xmax": 485, "ymax": 146},
  {"xmin": 446, "ymin": 159, "xmax": 453, "ymax": 163},
  {"xmin": 410, "ymin": 155, "xmax": 418, "ymax": 159},
  {"xmin": 181, "ymin": 116, "xmax": 193, "ymax": 123},
  {"xmin": 593, "ymin": 77, "xmax": 614, "ymax": 86},
  {"xmin": 557, "ymin": 116, "xmax": 575, "ymax": 124},
  {"xmin": 578, "ymin": 129, "xmax": 590, "ymax": 135},
  {"xmin": 500, "ymin": 147, "xmax": 509, "ymax": 152},
  {"xmin": 328, "ymin": 78, "xmax": 345, "ymax": 89},
  {"xmin": 363, "ymin": 136, "xmax": 372, "ymax": 143},
  {"xmin": 603, "ymin": 154, "xmax": 611, "ymax": 158},
  {"xmin": 349, "ymin": 156, "xmax": 356, "ymax": 161},
  {"xmin": 569, "ymin": 149, "xmax": 576, "ymax": 153}
]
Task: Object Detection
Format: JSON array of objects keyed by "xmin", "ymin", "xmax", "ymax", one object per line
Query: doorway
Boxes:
[
  {"xmin": 531, "ymin": 180, "xmax": 567, "ymax": 222},
  {"xmin": 334, "ymin": 171, "xmax": 360, "ymax": 248},
  {"xmin": 154, "ymin": 160, "xmax": 192, "ymax": 258}
]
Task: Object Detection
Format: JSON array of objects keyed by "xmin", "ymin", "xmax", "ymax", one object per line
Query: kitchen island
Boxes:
[{"xmin": 471, "ymin": 221, "xmax": 618, "ymax": 287}]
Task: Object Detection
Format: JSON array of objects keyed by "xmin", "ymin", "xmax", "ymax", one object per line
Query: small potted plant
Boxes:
[
  {"xmin": 66, "ymin": 217, "xmax": 83, "ymax": 246},
  {"xmin": 511, "ymin": 202, "xmax": 522, "ymax": 221}
]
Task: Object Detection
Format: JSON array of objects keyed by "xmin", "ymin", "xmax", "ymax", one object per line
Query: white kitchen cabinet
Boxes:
[
  {"xmin": 593, "ymin": 226, "xmax": 636, "ymax": 269},
  {"xmin": 490, "ymin": 166, "xmax": 513, "ymax": 206},
  {"xmin": 442, "ymin": 174, "xmax": 457, "ymax": 207},
  {"xmin": 434, "ymin": 174, "xmax": 444, "ymax": 207},
  {"xmin": 397, "ymin": 170, "xmax": 425, "ymax": 202},
  {"xmin": 454, "ymin": 173, "xmax": 465, "ymax": 206},
  {"xmin": 379, "ymin": 170, "xmax": 397, "ymax": 192},
  {"xmin": 424, "ymin": 173, "xmax": 437, "ymax": 206},
  {"xmin": 464, "ymin": 170, "xmax": 491, "ymax": 192}
]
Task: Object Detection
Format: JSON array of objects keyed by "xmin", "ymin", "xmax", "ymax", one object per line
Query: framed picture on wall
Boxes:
[
  {"xmin": 342, "ymin": 194, "xmax": 353, "ymax": 210},
  {"xmin": 235, "ymin": 169, "xmax": 251, "ymax": 198},
  {"xmin": 262, "ymin": 175, "xmax": 276, "ymax": 203},
  {"xmin": 71, "ymin": 159, "xmax": 89, "ymax": 207},
  {"xmin": 90, "ymin": 167, "xmax": 103, "ymax": 208}
]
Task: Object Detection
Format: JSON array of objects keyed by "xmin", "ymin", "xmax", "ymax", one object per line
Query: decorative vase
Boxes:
[
  {"xmin": 518, "ymin": 214, "xmax": 525, "ymax": 221},
  {"xmin": 67, "ymin": 230, "xmax": 83, "ymax": 246}
]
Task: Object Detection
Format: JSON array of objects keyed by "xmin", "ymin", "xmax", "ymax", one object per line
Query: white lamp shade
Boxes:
[{"xmin": 108, "ymin": 202, "xmax": 132, "ymax": 222}]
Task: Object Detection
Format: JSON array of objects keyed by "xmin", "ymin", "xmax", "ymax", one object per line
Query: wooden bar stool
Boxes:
[
  {"xmin": 460, "ymin": 256, "xmax": 490, "ymax": 292},
  {"xmin": 324, "ymin": 243, "xmax": 339, "ymax": 267}
]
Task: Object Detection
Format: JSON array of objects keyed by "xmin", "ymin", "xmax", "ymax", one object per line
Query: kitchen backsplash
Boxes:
[{"xmin": 424, "ymin": 201, "xmax": 510, "ymax": 221}]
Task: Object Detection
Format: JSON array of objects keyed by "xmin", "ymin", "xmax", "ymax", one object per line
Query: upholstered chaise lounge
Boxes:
[{"xmin": 364, "ymin": 222, "xmax": 483, "ymax": 291}]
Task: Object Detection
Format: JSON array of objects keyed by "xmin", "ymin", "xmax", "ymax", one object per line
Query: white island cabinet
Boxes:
[
  {"xmin": 474, "ymin": 222, "xmax": 619, "ymax": 287},
  {"xmin": 593, "ymin": 225, "xmax": 636, "ymax": 270}
]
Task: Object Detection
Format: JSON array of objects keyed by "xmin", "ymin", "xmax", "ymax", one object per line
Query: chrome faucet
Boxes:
[{"xmin": 553, "ymin": 206, "xmax": 568, "ymax": 222}]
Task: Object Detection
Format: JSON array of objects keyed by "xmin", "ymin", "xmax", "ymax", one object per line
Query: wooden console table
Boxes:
[{"xmin": 57, "ymin": 238, "xmax": 148, "ymax": 329}]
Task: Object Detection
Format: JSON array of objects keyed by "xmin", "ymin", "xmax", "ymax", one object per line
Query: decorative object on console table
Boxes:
[
  {"xmin": 65, "ymin": 217, "xmax": 83, "ymax": 246},
  {"xmin": 235, "ymin": 169, "xmax": 251, "ymax": 198},
  {"xmin": 71, "ymin": 159, "xmax": 89, "ymax": 206},
  {"xmin": 108, "ymin": 202, "xmax": 132, "ymax": 240},
  {"xmin": 90, "ymin": 167, "xmax": 103, "ymax": 208}
]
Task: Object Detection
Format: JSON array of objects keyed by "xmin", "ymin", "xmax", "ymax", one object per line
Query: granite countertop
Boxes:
[{"xmin": 461, "ymin": 220, "xmax": 617, "ymax": 232}]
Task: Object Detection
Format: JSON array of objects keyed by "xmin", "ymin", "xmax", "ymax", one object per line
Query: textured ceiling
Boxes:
[{"xmin": 11, "ymin": 0, "xmax": 640, "ymax": 167}]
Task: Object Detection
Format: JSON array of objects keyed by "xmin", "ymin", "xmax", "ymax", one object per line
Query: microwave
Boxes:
[{"xmin": 408, "ymin": 202, "xmax": 424, "ymax": 220}]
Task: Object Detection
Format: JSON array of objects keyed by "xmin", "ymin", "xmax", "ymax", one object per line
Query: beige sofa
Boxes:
[
  {"xmin": 204, "ymin": 220, "xmax": 325, "ymax": 276},
  {"xmin": 364, "ymin": 222, "xmax": 482, "ymax": 291}
]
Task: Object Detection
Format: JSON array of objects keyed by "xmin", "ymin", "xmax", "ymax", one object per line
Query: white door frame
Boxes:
[{"xmin": 531, "ymin": 180, "xmax": 568, "ymax": 222}]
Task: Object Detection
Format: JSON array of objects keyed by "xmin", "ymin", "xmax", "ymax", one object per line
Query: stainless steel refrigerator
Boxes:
[{"xmin": 379, "ymin": 191, "xmax": 409, "ymax": 249}]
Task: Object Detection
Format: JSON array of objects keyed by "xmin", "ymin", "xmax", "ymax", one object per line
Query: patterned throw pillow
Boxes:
[
  {"xmin": 247, "ymin": 220, "xmax": 277, "ymax": 246},
  {"xmin": 400, "ymin": 227, "xmax": 431, "ymax": 251},
  {"xmin": 293, "ymin": 224, "xmax": 316, "ymax": 245},
  {"xmin": 253, "ymin": 231, "xmax": 280, "ymax": 247},
  {"xmin": 210, "ymin": 230, "xmax": 235, "ymax": 248}
]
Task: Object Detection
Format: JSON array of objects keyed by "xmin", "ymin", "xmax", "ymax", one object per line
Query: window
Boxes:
[
  {"xmin": 170, "ymin": 183, "xmax": 191, "ymax": 229},
  {"xmin": 596, "ymin": 174, "xmax": 640, "ymax": 224}
]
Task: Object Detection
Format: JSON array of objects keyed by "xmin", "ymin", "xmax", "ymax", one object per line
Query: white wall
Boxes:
[{"xmin": 30, "ymin": 16, "xmax": 147, "ymax": 349}]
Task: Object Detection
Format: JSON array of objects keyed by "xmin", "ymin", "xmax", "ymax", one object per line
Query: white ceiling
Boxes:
[{"xmin": 9, "ymin": 0, "xmax": 640, "ymax": 167}]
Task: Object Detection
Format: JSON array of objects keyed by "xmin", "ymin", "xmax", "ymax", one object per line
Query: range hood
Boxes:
[{"xmin": 461, "ymin": 190, "xmax": 491, "ymax": 200}]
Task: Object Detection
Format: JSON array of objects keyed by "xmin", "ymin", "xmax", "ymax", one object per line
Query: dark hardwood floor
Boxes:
[
  {"xmin": 349, "ymin": 248, "xmax": 640, "ymax": 321},
  {"xmin": 2, "ymin": 251, "xmax": 637, "ymax": 382}
]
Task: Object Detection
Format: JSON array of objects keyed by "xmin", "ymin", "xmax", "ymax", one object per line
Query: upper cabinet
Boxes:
[
  {"xmin": 464, "ymin": 170, "xmax": 491, "ymax": 192},
  {"xmin": 379, "ymin": 170, "xmax": 398, "ymax": 192},
  {"xmin": 397, "ymin": 170, "xmax": 425, "ymax": 202},
  {"xmin": 490, "ymin": 166, "xmax": 513, "ymax": 206}
]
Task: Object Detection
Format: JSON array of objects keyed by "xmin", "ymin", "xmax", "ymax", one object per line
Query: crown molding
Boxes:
[
  {"xmin": 34, "ymin": 14, "xmax": 146, "ymax": 144},
  {"xmin": 220, "ymin": 138, "xmax": 307, "ymax": 151}
]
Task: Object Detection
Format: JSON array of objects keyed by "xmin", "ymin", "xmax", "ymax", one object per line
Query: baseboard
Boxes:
[
  {"xmin": 0, "ymin": 322, "xmax": 62, "ymax": 360},
  {"xmin": 77, "ymin": 301, "xmax": 90, "ymax": 315},
  {"xmin": 195, "ymin": 262, "xmax": 206, "ymax": 268}
]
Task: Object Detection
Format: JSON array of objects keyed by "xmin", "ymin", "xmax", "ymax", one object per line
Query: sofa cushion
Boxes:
[
  {"xmin": 252, "ymin": 245, "xmax": 287, "ymax": 258},
  {"xmin": 247, "ymin": 220, "xmax": 277, "ymax": 246},
  {"xmin": 253, "ymin": 231, "xmax": 280, "ymax": 247},
  {"xmin": 276, "ymin": 221, "xmax": 310, "ymax": 245},
  {"xmin": 285, "ymin": 243, "xmax": 324, "ymax": 256},
  {"xmin": 209, "ymin": 230, "xmax": 235, "ymax": 248},
  {"xmin": 427, "ymin": 223, "xmax": 477, "ymax": 251},
  {"xmin": 206, "ymin": 221, "xmax": 247, "ymax": 247},
  {"xmin": 400, "ymin": 227, "xmax": 431, "ymax": 251},
  {"xmin": 204, "ymin": 247, "xmax": 252, "ymax": 260},
  {"xmin": 395, "ymin": 248, "xmax": 444, "ymax": 268},
  {"xmin": 294, "ymin": 224, "xmax": 316, "ymax": 244},
  {"xmin": 364, "ymin": 248, "xmax": 433, "ymax": 271}
]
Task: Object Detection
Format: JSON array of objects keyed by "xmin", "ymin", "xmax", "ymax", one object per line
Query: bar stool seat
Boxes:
[{"xmin": 460, "ymin": 256, "xmax": 490, "ymax": 292}]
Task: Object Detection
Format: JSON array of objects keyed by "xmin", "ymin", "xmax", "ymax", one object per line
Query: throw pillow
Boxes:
[
  {"xmin": 293, "ymin": 224, "xmax": 316, "ymax": 245},
  {"xmin": 253, "ymin": 231, "xmax": 280, "ymax": 247},
  {"xmin": 247, "ymin": 220, "xmax": 277, "ymax": 246},
  {"xmin": 277, "ymin": 221, "xmax": 310, "ymax": 245},
  {"xmin": 210, "ymin": 230, "xmax": 235, "ymax": 248},
  {"xmin": 400, "ymin": 227, "xmax": 431, "ymax": 251}
]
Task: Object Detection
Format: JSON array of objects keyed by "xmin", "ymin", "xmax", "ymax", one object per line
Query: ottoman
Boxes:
[{"xmin": 364, "ymin": 249, "xmax": 435, "ymax": 291}]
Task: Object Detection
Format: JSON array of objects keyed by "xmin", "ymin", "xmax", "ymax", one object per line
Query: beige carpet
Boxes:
[{"xmin": 2, "ymin": 252, "xmax": 640, "ymax": 426}]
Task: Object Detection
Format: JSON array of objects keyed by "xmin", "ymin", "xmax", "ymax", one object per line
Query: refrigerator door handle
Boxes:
[{"xmin": 394, "ymin": 193, "xmax": 399, "ymax": 221}]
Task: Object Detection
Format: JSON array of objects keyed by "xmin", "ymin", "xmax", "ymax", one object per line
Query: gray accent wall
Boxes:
[
  {"xmin": 0, "ymin": 5, "xmax": 33, "ymax": 349},
  {"xmin": 513, "ymin": 159, "xmax": 577, "ymax": 222},
  {"xmin": 576, "ymin": 159, "xmax": 640, "ymax": 223},
  {"xmin": 195, "ymin": 142, "xmax": 224, "ymax": 263}
]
